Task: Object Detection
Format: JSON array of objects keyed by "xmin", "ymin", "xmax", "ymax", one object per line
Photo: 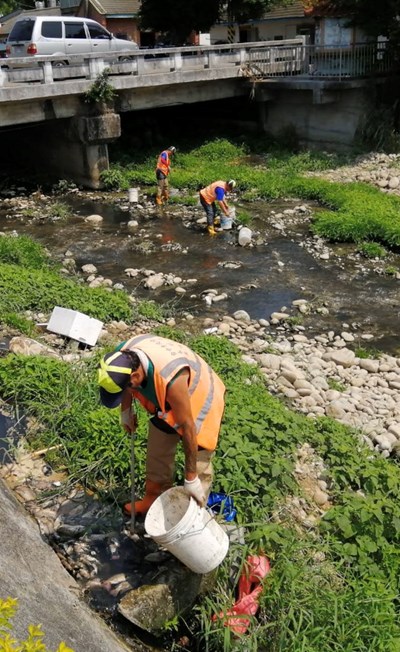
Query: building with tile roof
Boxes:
[
  {"xmin": 210, "ymin": 1, "xmax": 315, "ymax": 44},
  {"xmin": 76, "ymin": 0, "xmax": 141, "ymax": 45}
]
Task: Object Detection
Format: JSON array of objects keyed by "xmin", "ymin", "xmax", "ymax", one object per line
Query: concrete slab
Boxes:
[{"xmin": 0, "ymin": 478, "xmax": 137, "ymax": 652}]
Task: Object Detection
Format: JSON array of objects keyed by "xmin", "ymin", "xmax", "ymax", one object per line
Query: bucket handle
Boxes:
[{"xmin": 164, "ymin": 508, "xmax": 220, "ymax": 546}]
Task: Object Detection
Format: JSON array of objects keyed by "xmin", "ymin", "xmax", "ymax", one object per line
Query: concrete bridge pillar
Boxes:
[
  {"xmin": 65, "ymin": 111, "xmax": 121, "ymax": 188},
  {"xmin": 28, "ymin": 110, "xmax": 121, "ymax": 189}
]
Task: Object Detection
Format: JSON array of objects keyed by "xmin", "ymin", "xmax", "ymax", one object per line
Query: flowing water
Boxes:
[{"xmin": 0, "ymin": 191, "xmax": 399, "ymax": 353}]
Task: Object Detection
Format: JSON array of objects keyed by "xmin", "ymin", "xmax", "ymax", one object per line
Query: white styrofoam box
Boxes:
[{"xmin": 46, "ymin": 307, "xmax": 103, "ymax": 346}]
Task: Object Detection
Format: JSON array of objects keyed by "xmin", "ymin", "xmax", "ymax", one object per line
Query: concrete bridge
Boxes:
[{"xmin": 0, "ymin": 38, "xmax": 393, "ymax": 187}]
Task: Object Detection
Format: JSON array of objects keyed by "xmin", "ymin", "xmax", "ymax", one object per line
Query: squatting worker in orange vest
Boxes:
[
  {"xmin": 199, "ymin": 179, "xmax": 236, "ymax": 236},
  {"xmin": 98, "ymin": 334, "xmax": 226, "ymax": 515},
  {"xmin": 155, "ymin": 146, "xmax": 176, "ymax": 206}
]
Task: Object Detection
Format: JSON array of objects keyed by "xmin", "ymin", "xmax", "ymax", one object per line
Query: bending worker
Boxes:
[
  {"xmin": 199, "ymin": 179, "xmax": 236, "ymax": 236},
  {"xmin": 155, "ymin": 145, "xmax": 176, "ymax": 205},
  {"xmin": 98, "ymin": 334, "xmax": 226, "ymax": 515}
]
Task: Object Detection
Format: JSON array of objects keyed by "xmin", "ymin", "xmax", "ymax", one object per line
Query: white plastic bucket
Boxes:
[
  {"xmin": 220, "ymin": 215, "xmax": 233, "ymax": 230},
  {"xmin": 144, "ymin": 487, "xmax": 229, "ymax": 574},
  {"xmin": 128, "ymin": 187, "xmax": 139, "ymax": 203},
  {"xmin": 238, "ymin": 226, "xmax": 252, "ymax": 246}
]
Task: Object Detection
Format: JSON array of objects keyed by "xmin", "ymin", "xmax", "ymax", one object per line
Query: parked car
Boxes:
[{"xmin": 6, "ymin": 16, "xmax": 138, "ymax": 62}]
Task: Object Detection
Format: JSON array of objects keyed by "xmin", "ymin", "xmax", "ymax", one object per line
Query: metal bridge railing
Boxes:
[{"xmin": 248, "ymin": 42, "xmax": 395, "ymax": 81}]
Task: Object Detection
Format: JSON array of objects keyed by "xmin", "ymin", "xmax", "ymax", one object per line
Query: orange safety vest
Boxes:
[
  {"xmin": 200, "ymin": 180, "xmax": 226, "ymax": 205},
  {"xmin": 122, "ymin": 334, "xmax": 226, "ymax": 451},
  {"xmin": 156, "ymin": 150, "xmax": 171, "ymax": 176}
]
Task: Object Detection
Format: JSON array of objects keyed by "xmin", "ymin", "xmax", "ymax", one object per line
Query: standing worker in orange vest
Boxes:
[
  {"xmin": 200, "ymin": 179, "xmax": 236, "ymax": 235},
  {"xmin": 98, "ymin": 333, "xmax": 226, "ymax": 515},
  {"xmin": 155, "ymin": 146, "xmax": 176, "ymax": 205}
]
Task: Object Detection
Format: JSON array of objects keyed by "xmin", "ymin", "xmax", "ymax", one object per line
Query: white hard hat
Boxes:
[{"xmin": 227, "ymin": 179, "xmax": 236, "ymax": 189}]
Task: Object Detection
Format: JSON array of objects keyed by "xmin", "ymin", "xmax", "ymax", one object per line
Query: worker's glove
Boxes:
[
  {"xmin": 184, "ymin": 476, "xmax": 206, "ymax": 507},
  {"xmin": 120, "ymin": 408, "xmax": 137, "ymax": 434}
]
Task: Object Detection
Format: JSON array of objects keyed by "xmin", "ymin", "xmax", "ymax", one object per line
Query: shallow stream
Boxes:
[{"xmin": 0, "ymin": 191, "xmax": 399, "ymax": 353}]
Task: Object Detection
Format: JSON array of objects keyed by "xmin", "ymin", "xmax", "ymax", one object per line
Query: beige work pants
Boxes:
[
  {"xmin": 156, "ymin": 175, "xmax": 169, "ymax": 200},
  {"xmin": 146, "ymin": 420, "xmax": 214, "ymax": 496}
]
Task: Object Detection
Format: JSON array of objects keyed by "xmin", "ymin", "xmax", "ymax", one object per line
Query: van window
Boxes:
[
  {"xmin": 87, "ymin": 24, "xmax": 110, "ymax": 39},
  {"xmin": 65, "ymin": 22, "xmax": 87, "ymax": 39},
  {"xmin": 8, "ymin": 19, "xmax": 34, "ymax": 42},
  {"xmin": 42, "ymin": 21, "xmax": 62, "ymax": 38}
]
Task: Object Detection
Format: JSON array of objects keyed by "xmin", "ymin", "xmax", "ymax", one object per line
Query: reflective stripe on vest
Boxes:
[
  {"xmin": 200, "ymin": 180, "xmax": 226, "ymax": 204},
  {"xmin": 122, "ymin": 334, "xmax": 225, "ymax": 450},
  {"xmin": 156, "ymin": 151, "xmax": 171, "ymax": 176}
]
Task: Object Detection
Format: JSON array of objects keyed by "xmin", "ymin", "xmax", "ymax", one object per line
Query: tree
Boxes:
[
  {"xmin": 0, "ymin": 1, "xmax": 35, "ymax": 18},
  {"xmin": 139, "ymin": 0, "xmax": 220, "ymax": 44},
  {"xmin": 139, "ymin": 0, "xmax": 284, "ymax": 45},
  {"xmin": 304, "ymin": 0, "xmax": 400, "ymax": 40}
]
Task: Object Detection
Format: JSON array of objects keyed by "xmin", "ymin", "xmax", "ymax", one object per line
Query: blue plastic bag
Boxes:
[{"xmin": 207, "ymin": 491, "xmax": 237, "ymax": 522}]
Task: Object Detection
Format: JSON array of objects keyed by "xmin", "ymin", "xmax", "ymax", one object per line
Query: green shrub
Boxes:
[
  {"xmin": 385, "ymin": 266, "xmax": 398, "ymax": 276},
  {"xmin": 0, "ymin": 597, "xmax": 74, "ymax": 652},
  {"xmin": 327, "ymin": 378, "xmax": 346, "ymax": 392},
  {"xmin": 0, "ymin": 235, "xmax": 49, "ymax": 269},
  {"xmin": 83, "ymin": 69, "xmax": 116, "ymax": 105},
  {"xmin": 136, "ymin": 299, "xmax": 164, "ymax": 322},
  {"xmin": 49, "ymin": 201, "xmax": 72, "ymax": 220},
  {"xmin": 358, "ymin": 241, "xmax": 387, "ymax": 259},
  {"xmin": 235, "ymin": 208, "xmax": 252, "ymax": 225},
  {"xmin": 355, "ymin": 346, "xmax": 382, "ymax": 359},
  {"xmin": 1, "ymin": 312, "xmax": 35, "ymax": 336},
  {"xmin": 100, "ymin": 166, "xmax": 129, "ymax": 191},
  {"xmin": 0, "ymin": 263, "xmax": 132, "ymax": 322}
]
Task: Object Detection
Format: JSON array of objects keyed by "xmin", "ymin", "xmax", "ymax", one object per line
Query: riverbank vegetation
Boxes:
[
  {"xmin": 102, "ymin": 138, "xmax": 400, "ymax": 249},
  {"xmin": 1, "ymin": 234, "xmax": 400, "ymax": 650}
]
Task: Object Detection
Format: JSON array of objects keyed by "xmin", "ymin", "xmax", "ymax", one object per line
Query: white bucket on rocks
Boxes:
[
  {"xmin": 144, "ymin": 487, "xmax": 229, "ymax": 574},
  {"xmin": 220, "ymin": 215, "xmax": 233, "ymax": 230},
  {"xmin": 238, "ymin": 226, "xmax": 252, "ymax": 246},
  {"xmin": 220, "ymin": 207, "xmax": 235, "ymax": 230},
  {"xmin": 128, "ymin": 187, "xmax": 139, "ymax": 203}
]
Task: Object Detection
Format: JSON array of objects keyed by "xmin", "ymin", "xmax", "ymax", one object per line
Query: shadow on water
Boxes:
[{"xmin": 0, "ymin": 193, "xmax": 399, "ymax": 353}]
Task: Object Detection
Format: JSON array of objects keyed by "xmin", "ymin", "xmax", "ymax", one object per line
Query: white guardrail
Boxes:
[{"xmin": 0, "ymin": 38, "xmax": 306, "ymax": 87}]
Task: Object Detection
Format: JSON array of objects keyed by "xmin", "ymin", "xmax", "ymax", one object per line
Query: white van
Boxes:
[{"xmin": 6, "ymin": 16, "xmax": 139, "ymax": 61}]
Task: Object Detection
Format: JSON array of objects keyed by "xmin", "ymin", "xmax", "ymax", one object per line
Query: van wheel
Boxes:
[
  {"xmin": 52, "ymin": 60, "xmax": 68, "ymax": 67},
  {"xmin": 119, "ymin": 55, "xmax": 134, "ymax": 62}
]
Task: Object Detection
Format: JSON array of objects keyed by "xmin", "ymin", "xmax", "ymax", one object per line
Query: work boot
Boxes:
[
  {"xmin": 207, "ymin": 225, "xmax": 217, "ymax": 236},
  {"xmin": 156, "ymin": 196, "xmax": 163, "ymax": 206},
  {"xmin": 124, "ymin": 480, "xmax": 165, "ymax": 517}
]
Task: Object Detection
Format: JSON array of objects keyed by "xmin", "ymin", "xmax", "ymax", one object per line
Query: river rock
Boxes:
[
  {"xmin": 325, "ymin": 348, "xmax": 356, "ymax": 368},
  {"xmin": 118, "ymin": 565, "xmax": 214, "ymax": 633},
  {"xmin": 258, "ymin": 353, "xmax": 281, "ymax": 370},
  {"xmin": 144, "ymin": 273, "xmax": 164, "ymax": 290},
  {"xmin": 271, "ymin": 312, "xmax": 289, "ymax": 322},
  {"xmin": 85, "ymin": 214, "xmax": 103, "ymax": 224},
  {"xmin": 81, "ymin": 264, "xmax": 97, "ymax": 275},
  {"xmin": 9, "ymin": 337, "xmax": 60, "ymax": 358},
  {"xmin": 233, "ymin": 310, "xmax": 251, "ymax": 322},
  {"xmin": 359, "ymin": 358, "xmax": 380, "ymax": 373}
]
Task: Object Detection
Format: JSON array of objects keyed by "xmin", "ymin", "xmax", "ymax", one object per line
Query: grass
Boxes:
[
  {"xmin": 1, "ymin": 320, "xmax": 400, "ymax": 649},
  {"xmin": 102, "ymin": 138, "xmax": 400, "ymax": 250},
  {"xmin": 2, "ymin": 138, "xmax": 400, "ymax": 648},
  {"xmin": 357, "ymin": 242, "xmax": 387, "ymax": 259}
]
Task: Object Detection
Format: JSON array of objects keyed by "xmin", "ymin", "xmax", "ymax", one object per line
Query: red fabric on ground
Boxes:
[{"xmin": 213, "ymin": 555, "xmax": 270, "ymax": 635}]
